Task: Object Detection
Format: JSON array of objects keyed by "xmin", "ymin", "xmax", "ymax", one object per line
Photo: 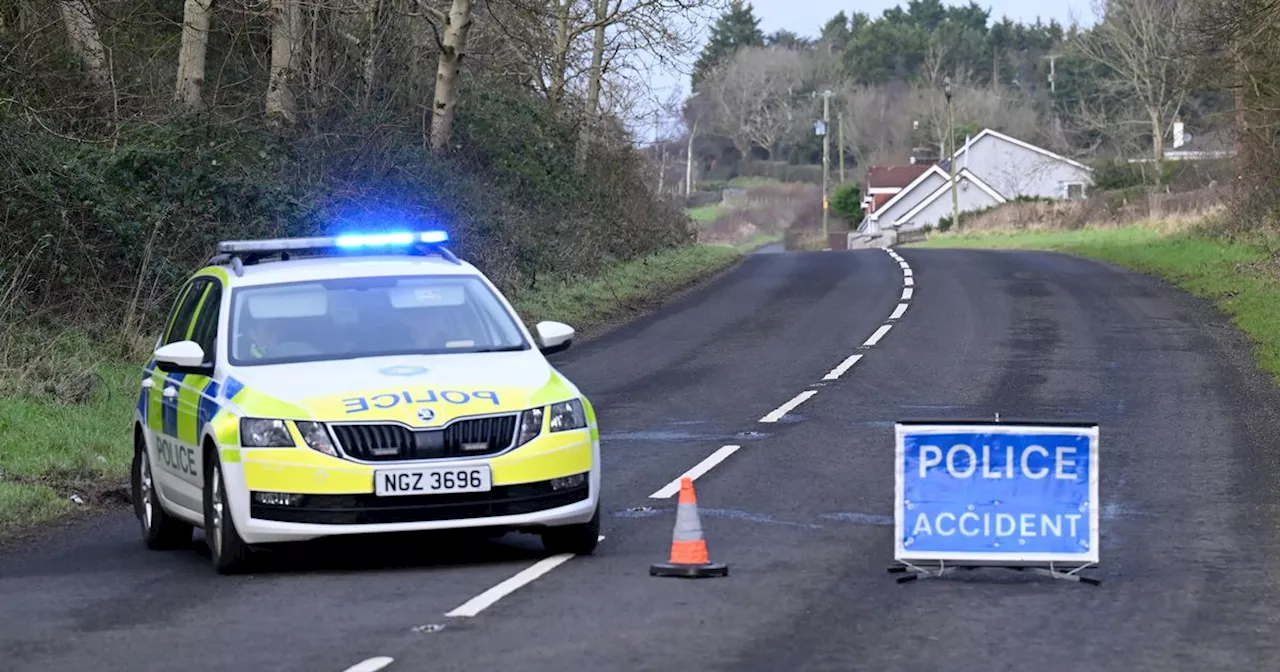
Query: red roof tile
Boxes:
[{"xmin": 866, "ymin": 164, "xmax": 931, "ymax": 189}]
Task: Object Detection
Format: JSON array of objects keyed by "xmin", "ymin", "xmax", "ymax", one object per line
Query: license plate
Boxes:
[{"xmin": 374, "ymin": 466, "xmax": 492, "ymax": 496}]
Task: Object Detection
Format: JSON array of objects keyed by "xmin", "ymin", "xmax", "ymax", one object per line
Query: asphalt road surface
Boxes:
[{"xmin": 5, "ymin": 245, "xmax": 1280, "ymax": 672}]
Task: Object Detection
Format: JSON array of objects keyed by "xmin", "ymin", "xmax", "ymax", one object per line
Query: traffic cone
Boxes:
[{"xmin": 649, "ymin": 477, "xmax": 729, "ymax": 578}]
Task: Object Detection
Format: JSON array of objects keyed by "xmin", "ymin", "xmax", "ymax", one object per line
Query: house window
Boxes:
[{"xmin": 1064, "ymin": 182, "xmax": 1086, "ymax": 200}]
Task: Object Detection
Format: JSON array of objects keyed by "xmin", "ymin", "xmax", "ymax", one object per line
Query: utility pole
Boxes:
[
  {"xmin": 1043, "ymin": 54, "xmax": 1059, "ymax": 93},
  {"xmin": 821, "ymin": 89, "xmax": 832, "ymax": 242},
  {"xmin": 837, "ymin": 111, "xmax": 845, "ymax": 185},
  {"xmin": 685, "ymin": 92, "xmax": 700, "ymax": 196},
  {"xmin": 944, "ymin": 77, "xmax": 957, "ymax": 233}
]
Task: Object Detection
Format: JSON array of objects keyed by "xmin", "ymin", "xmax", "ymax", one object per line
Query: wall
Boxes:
[
  {"xmin": 899, "ymin": 177, "xmax": 1004, "ymax": 231},
  {"xmin": 960, "ymin": 135, "xmax": 1092, "ymax": 200}
]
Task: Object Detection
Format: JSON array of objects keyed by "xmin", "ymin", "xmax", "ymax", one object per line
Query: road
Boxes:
[{"xmin": 5, "ymin": 245, "xmax": 1280, "ymax": 671}]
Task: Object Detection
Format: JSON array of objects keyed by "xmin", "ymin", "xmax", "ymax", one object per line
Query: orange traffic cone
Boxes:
[{"xmin": 650, "ymin": 477, "xmax": 729, "ymax": 578}]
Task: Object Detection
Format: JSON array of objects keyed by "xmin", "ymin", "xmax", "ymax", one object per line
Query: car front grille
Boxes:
[{"xmin": 331, "ymin": 414, "xmax": 519, "ymax": 461}]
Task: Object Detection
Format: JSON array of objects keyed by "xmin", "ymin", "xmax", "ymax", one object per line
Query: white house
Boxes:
[{"xmin": 857, "ymin": 128, "xmax": 1093, "ymax": 235}]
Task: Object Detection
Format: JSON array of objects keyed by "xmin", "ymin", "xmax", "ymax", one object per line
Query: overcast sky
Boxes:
[{"xmin": 630, "ymin": 0, "xmax": 1101, "ymax": 142}]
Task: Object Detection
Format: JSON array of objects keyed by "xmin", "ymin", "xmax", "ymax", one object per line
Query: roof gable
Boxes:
[
  {"xmin": 953, "ymin": 129, "xmax": 1092, "ymax": 172},
  {"xmin": 895, "ymin": 168, "xmax": 1007, "ymax": 225}
]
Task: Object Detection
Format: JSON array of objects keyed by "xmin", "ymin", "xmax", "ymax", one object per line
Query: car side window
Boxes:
[
  {"xmin": 164, "ymin": 279, "xmax": 210, "ymax": 346},
  {"xmin": 188, "ymin": 280, "xmax": 222, "ymax": 367}
]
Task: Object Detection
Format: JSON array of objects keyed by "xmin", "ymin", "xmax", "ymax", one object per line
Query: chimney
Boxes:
[{"xmin": 1173, "ymin": 118, "xmax": 1185, "ymax": 149}]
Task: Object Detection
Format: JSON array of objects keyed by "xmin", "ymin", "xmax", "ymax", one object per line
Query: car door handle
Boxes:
[{"xmin": 162, "ymin": 386, "xmax": 178, "ymax": 399}]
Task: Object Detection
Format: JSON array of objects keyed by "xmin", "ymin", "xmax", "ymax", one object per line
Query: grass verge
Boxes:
[
  {"xmin": 0, "ymin": 243, "xmax": 747, "ymax": 542},
  {"xmin": 913, "ymin": 220, "xmax": 1280, "ymax": 383},
  {"xmin": 686, "ymin": 204, "xmax": 724, "ymax": 222}
]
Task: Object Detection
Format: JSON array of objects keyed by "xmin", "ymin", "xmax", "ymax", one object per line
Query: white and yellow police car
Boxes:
[{"xmin": 130, "ymin": 230, "xmax": 601, "ymax": 574}]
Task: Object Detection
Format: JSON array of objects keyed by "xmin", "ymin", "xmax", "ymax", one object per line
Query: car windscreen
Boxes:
[{"xmin": 227, "ymin": 274, "xmax": 529, "ymax": 366}]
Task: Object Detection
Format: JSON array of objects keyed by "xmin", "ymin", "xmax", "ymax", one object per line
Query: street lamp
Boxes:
[{"xmin": 944, "ymin": 77, "xmax": 958, "ymax": 233}]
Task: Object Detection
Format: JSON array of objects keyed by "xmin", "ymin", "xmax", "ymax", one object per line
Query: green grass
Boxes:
[
  {"xmin": 0, "ymin": 243, "xmax": 747, "ymax": 538},
  {"xmin": 726, "ymin": 175, "xmax": 779, "ymax": 188},
  {"xmin": 914, "ymin": 222, "xmax": 1280, "ymax": 383},
  {"xmin": 686, "ymin": 204, "xmax": 724, "ymax": 222},
  {"xmin": 512, "ymin": 243, "xmax": 742, "ymax": 328}
]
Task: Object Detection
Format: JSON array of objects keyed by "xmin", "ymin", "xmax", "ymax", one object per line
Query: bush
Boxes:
[
  {"xmin": 0, "ymin": 86, "xmax": 694, "ymax": 367},
  {"xmin": 831, "ymin": 183, "xmax": 863, "ymax": 223}
]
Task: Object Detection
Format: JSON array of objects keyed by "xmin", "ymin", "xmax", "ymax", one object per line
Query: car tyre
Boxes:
[
  {"xmin": 132, "ymin": 432, "xmax": 193, "ymax": 550},
  {"xmin": 539, "ymin": 502, "xmax": 600, "ymax": 556},
  {"xmin": 203, "ymin": 450, "xmax": 254, "ymax": 574}
]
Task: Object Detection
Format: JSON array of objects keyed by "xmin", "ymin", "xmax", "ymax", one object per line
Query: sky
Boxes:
[{"xmin": 628, "ymin": 0, "xmax": 1100, "ymax": 143}]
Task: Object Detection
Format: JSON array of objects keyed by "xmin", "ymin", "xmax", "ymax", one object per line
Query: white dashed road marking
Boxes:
[
  {"xmin": 759, "ymin": 390, "xmax": 818, "ymax": 423},
  {"xmin": 343, "ymin": 657, "xmax": 394, "ymax": 672},
  {"xmin": 862, "ymin": 324, "xmax": 893, "ymax": 347},
  {"xmin": 889, "ymin": 303, "xmax": 908, "ymax": 320},
  {"xmin": 822, "ymin": 353, "xmax": 864, "ymax": 381},
  {"xmin": 649, "ymin": 445, "xmax": 743, "ymax": 498},
  {"xmin": 444, "ymin": 535, "xmax": 607, "ymax": 618},
  {"xmin": 901, "ymin": 287, "xmax": 914, "ymax": 301}
]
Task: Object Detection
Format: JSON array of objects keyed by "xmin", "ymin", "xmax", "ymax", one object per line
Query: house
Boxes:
[
  {"xmin": 857, "ymin": 128, "xmax": 1093, "ymax": 236},
  {"xmin": 862, "ymin": 164, "xmax": 932, "ymax": 215},
  {"xmin": 860, "ymin": 147, "xmax": 941, "ymax": 215}
]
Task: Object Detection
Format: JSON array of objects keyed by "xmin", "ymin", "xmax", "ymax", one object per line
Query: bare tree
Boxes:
[
  {"xmin": 174, "ymin": 0, "xmax": 215, "ymax": 107},
  {"xmin": 423, "ymin": 0, "xmax": 477, "ymax": 151},
  {"xmin": 1071, "ymin": 0, "xmax": 1197, "ymax": 182},
  {"xmin": 702, "ymin": 45, "xmax": 810, "ymax": 162},
  {"xmin": 57, "ymin": 0, "xmax": 110, "ymax": 89},
  {"xmin": 266, "ymin": 0, "xmax": 304, "ymax": 123}
]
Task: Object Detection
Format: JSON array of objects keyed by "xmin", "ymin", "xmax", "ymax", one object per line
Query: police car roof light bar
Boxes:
[{"xmin": 212, "ymin": 230, "xmax": 460, "ymax": 270}]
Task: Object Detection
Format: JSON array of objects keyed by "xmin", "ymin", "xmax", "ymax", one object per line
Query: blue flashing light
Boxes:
[{"xmin": 333, "ymin": 230, "xmax": 449, "ymax": 249}]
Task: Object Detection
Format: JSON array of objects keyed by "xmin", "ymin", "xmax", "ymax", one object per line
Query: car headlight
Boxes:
[
  {"xmin": 549, "ymin": 399, "xmax": 587, "ymax": 432},
  {"xmin": 515, "ymin": 407, "xmax": 544, "ymax": 447},
  {"xmin": 295, "ymin": 421, "xmax": 339, "ymax": 457},
  {"xmin": 240, "ymin": 418, "xmax": 294, "ymax": 447}
]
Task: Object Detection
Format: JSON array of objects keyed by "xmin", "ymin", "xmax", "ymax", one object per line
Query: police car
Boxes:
[{"xmin": 130, "ymin": 230, "xmax": 601, "ymax": 574}]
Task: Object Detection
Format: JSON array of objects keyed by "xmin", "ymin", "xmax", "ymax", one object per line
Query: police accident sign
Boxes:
[{"xmin": 894, "ymin": 421, "xmax": 1099, "ymax": 565}]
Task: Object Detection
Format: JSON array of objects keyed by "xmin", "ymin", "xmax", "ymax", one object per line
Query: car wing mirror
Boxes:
[{"xmin": 535, "ymin": 320, "xmax": 575, "ymax": 355}]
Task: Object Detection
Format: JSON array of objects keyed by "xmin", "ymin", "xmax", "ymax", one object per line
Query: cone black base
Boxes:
[{"xmin": 649, "ymin": 561, "xmax": 729, "ymax": 578}]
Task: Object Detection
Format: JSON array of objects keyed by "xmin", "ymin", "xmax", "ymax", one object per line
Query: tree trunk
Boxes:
[
  {"xmin": 174, "ymin": 0, "xmax": 215, "ymax": 107},
  {"xmin": 548, "ymin": 0, "xmax": 571, "ymax": 107},
  {"xmin": 57, "ymin": 0, "xmax": 110, "ymax": 89},
  {"xmin": 266, "ymin": 0, "xmax": 302, "ymax": 123},
  {"xmin": 1148, "ymin": 106, "xmax": 1165, "ymax": 187},
  {"xmin": 575, "ymin": 0, "xmax": 607, "ymax": 167},
  {"xmin": 361, "ymin": 0, "xmax": 384, "ymax": 108},
  {"xmin": 428, "ymin": 0, "xmax": 475, "ymax": 152}
]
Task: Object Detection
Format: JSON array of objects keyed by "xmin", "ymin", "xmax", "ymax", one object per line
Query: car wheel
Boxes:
[
  {"xmin": 132, "ymin": 432, "xmax": 193, "ymax": 550},
  {"xmin": 203, "ymin": 451, "xmax": 254, "ymax": 574},
  {"xmin": 539, "ymin": 502, "xmax": 601, "ymax": 556}
]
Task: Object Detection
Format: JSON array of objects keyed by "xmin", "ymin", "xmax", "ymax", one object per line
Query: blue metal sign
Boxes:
[{"xmin": 894, "ymin": 422, "xmax": 1099, "ymax": 565}]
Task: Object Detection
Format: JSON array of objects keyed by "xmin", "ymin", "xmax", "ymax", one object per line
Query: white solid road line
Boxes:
[
  {"xmin": 889, "ymin": 303, "xmax": 908, "ymax": 320},
  {"xmin": 649, "ymin": 445, "xmax": 743, "ymax": 498},
  {"xmin": 822, "ymin": 353, "xmax": 864, "ymax": 381},
  {"xmin": 759, "ymin": 390, "xmax": 818, "ymax": 423},
  {"xmin": 444, "ymin": 535, "xmax": 607, "ymax": 618},
  {"xmin": 862, "ymin": 324, "xmax": 893, "ymax": 347},
  {"xmin": 901, "ymin": 287, "xmax": 914, "ymax": 301},
  {"xmin": 343, "ymin": 657, "xmax": 394, "ymax": 672}
]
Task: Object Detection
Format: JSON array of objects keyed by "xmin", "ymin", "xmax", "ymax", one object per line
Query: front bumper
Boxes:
[
  {"xmin": 218, "ymin": 431, "xmax": 599, "ymax": 544},
  {"xmin": 250, "ymin": 476, "xmax": 590, "ymax": 526}
]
